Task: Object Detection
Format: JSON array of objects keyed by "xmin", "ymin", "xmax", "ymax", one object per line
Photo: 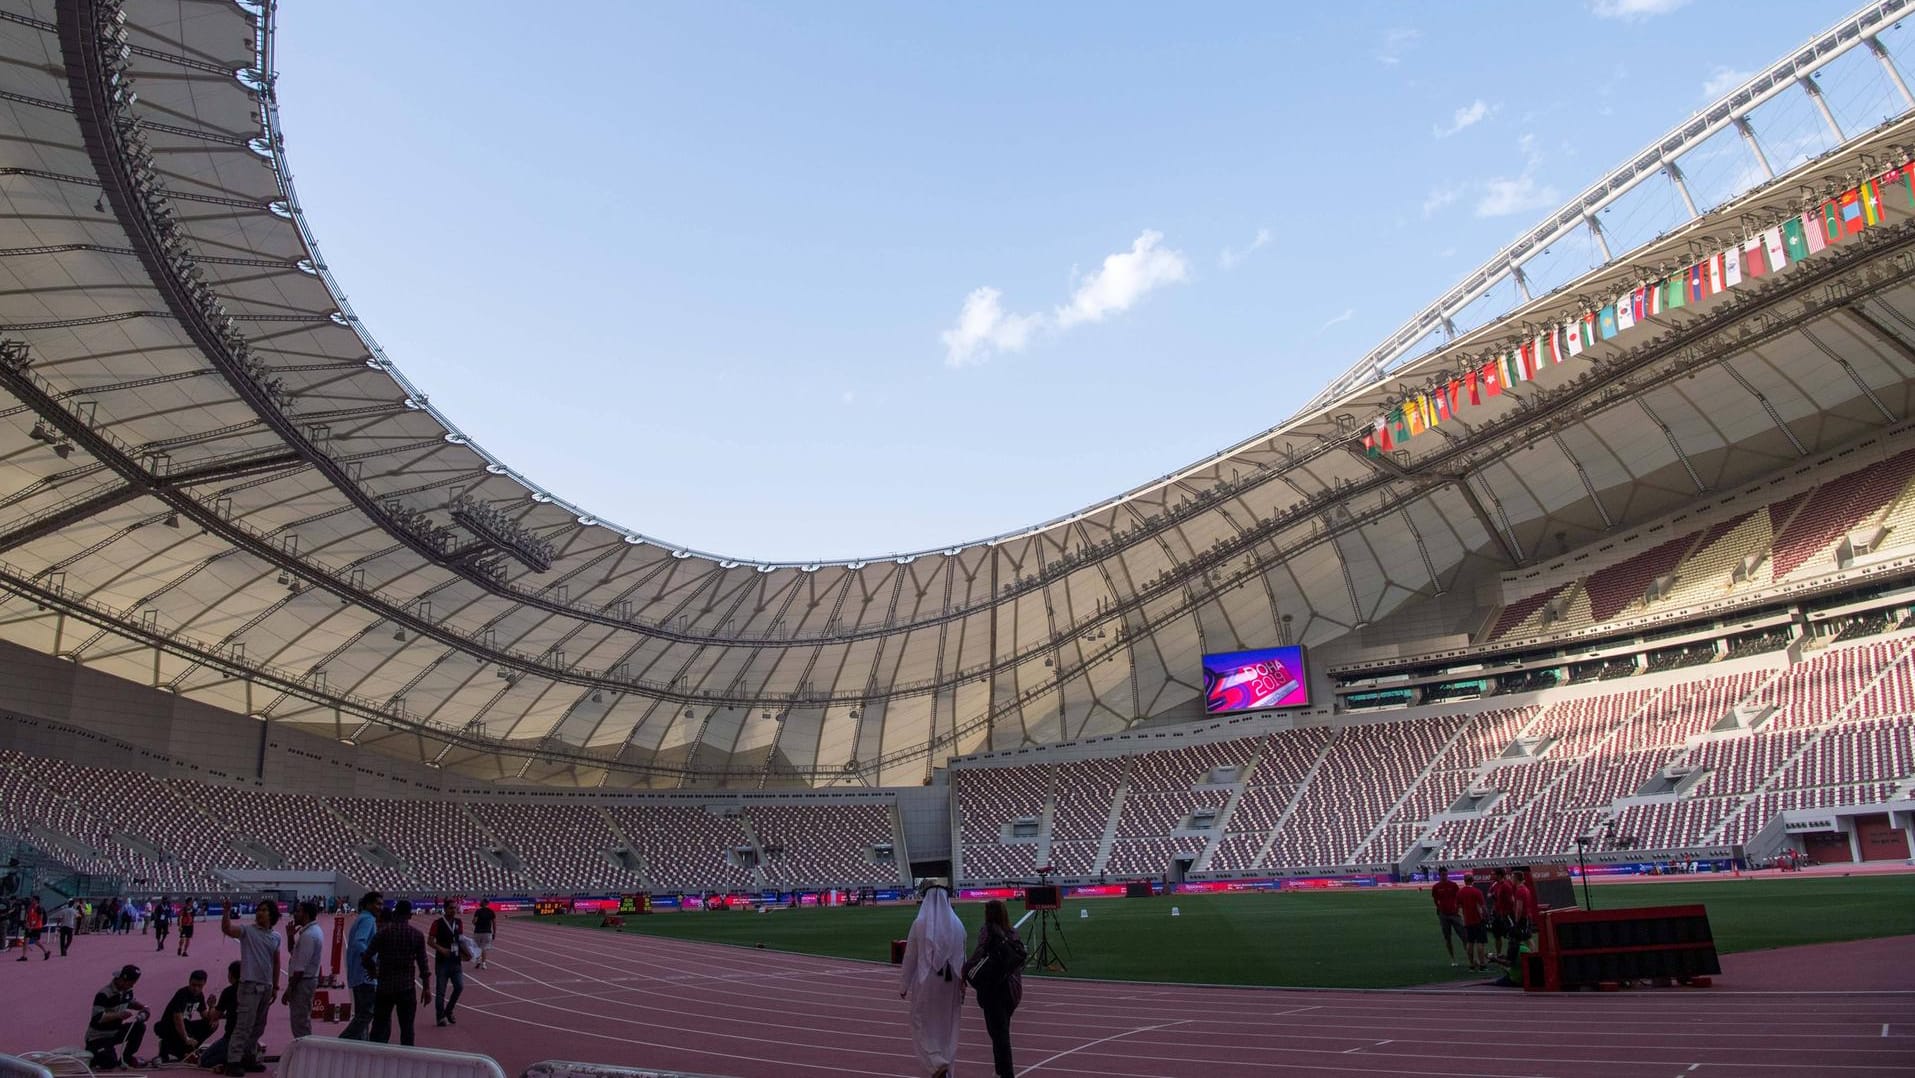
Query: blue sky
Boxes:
[{"xmin": 272, "ymin": 0, "xmax": 1889, "ymax": 561}]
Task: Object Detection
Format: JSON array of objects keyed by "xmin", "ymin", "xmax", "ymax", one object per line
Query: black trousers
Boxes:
[
  {"xmin": 87, "ymin": 1018, "xmax": 146, "ymax": 1067},
  {"xmin": 370, "ymin": 988, "xmax": 417, "ymax": 1046},
  {"xmin": 57, "ymin": 926, "xmax": 72, "ymax": 955},
  {"xmin": 157, "ymin": 1017, "xmax": 211, "ymax": 1060},
  {"xmin": 977, "ymin": 991, "xmax": 1017, "ymax": 1078},
  {"xmin": 153, "ymin": 922, "xmax": 168, "ymax": 949}
]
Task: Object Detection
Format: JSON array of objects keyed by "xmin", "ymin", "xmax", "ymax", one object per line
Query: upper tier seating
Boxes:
[
  {"xmin": 753, "ymin": 802, "xmax": 901, "ymax": 886},
  {"xmin": 1483, "ymin": 450, "xmax": 1915, "ymax": 648}
]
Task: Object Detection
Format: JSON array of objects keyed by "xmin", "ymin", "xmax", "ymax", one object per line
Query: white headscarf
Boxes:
[{"xmin": 906, "ymin": 888, "xmax": 966, "ymax": 985}]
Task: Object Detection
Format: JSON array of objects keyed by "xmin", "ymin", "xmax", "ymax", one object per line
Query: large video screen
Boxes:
[{"xmin": 1202, "ymin": 646, "xmax": 1309, "ymax": 714}]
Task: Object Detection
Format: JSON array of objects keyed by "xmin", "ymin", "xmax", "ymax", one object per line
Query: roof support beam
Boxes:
[
  {"xmin": 0, "ymin": 484, "xmax": 140, "ymax": 553},
  {"xmin": 0, "ymin": 447, "xmax": 301, "ymax": 554},
  {"xmin": 1454, "ymin": 475, "xmax": 1522, "ymax": 566},
  {"xmin": 1734, "ymin": 117, "xmax": 1774, "ymax": 182},
  {"xmin": 1798, "ymin": 75, "xmax": 1845, "ymax": 144},
  {"xmin": 1868, "ymin": 35, "xmax": 1915, "ymax": 110},
  {"xmin": 1636, "ymin": 397, "xmax": 1706, "ymax": 494},
  {"xmin": 1799, "ymin": 325, "xmax": 1898, "ymax": 422}
]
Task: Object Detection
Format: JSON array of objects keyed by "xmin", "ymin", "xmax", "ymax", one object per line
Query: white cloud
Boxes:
[
  {"xmin": 941, "ymin": 287, "xmax": 1043, "ymax": 367},
  {"xmin": 1318, "ymin": 308, "xmax": 1356, "ymax": 334},
  {"xmin": 1055, "ymin": 230, "xmax": 1189, "ymax": 329},
  {"xmin": 1375, "ymin": 27, "xmax": 1419, "ymax": 65},
  {"xmin": 1476, "ymin": 174, "xmax": 1558, "ymax": 218},
  {"xmin": 1434, "ymin": 99, "xmax": 1493, "ymax": 138},
  {"xmin": 1701, "ymin": 66, "xmax": 1750, "ymax": 99},
  {"xmin": 1591, "ymin": 0, "xmax": 1690, "ymax": 20},
  {"xmin": 1219, "ymin": 227, "xmax": 1271, "ymax": 269},
  {"xmin": 941, "ymin": 230, "xmax": 1191, "ymax": 367},
  {"xmin": 1475, "ymin": 134, "xmax": 1559, "ymax": 218},
  {"xmin": 1421, "ymin": 186, "xmax": 1461, "ymax": 218}
]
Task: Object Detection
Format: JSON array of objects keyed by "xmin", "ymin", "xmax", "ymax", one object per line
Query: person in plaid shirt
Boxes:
[{"xmin": 362, "ymin": 900, "xmax": 431, "ymax": 1046}]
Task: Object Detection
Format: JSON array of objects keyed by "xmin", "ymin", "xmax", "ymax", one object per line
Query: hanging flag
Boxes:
[
  {"xmin": 1364, "ymin": 431, "xmax": 1378, "ymax": 456},
  {"xmin": 1373, "ymin": 415, "xmax": 1391, "ymax": 452},
  {"xmin": 1801, "ymin": 212, "xmax": 1826, "ymax": 255},
  {"xmin": 1406, "ymin": 397, "xmax": 1424, "ymax": 436},
  {"xmin": 1564, "ymin": 320, "xmax": 1584, "ymax": 357},
  {"xmin": 1763, "ymin": 226, "xmax": 1788, "ymax": 273},
  {"xmin": 1780, "ymin": 216, "xmax": 1809, "ymax": 264},
  {"xmin": 1434, "ymin": 388, "xmax": 1450, "ymax": 423},
  {"xmin": 1615, "ymin": 292, "xmax": 1637, "ymax": 333},
  {"xmin": 1664, "ymin": 277, "xmax": 1687, "ymax": 310},
  {"xmin": 1688, "ymin": 262, "xmax": 1706, "ymax": 303},
  {"xmin": 1722, "ymin": 245, "xmax": 1742, "ymax": 288},
  {"xmin": 1580, "ymin": 312, "xmax": 1599, "ymax": 349},
  {"xmin": 1743, "ymin": 236, "xmax": 1768, "ymax": 278},
  {"xmin": 1391, "ymin": 407, "xmax": 1409, "ymax": 444},
  {"xmin": 1519, "ymin": 340, "xmax": 1537, "ymax": 380},
  {"xmin": 1840, "ymin": 188, "xmax": 1865, "ymax": 234},
  {"xmin": 1822, "ymin": 200, "xmax": 1844, "ymax": 245},
  {"xmin": 1466, "ymin": 367, "xmax": 1481, "ymax": 406},
  {"xmin": 1904, "ymin": 160, "xmax": 1915, "ymax": 207},
  {"xmin": 1632, "ymin": 286, "xmax": 1649, "ymax": 322},
  {"xmin": 1481, "ymin": 360, "xmax": 1503, "ymax": 397},
  {"xmin": 1543, "ymin": 326, "xmax": 1562, "ymax": 365},
  {"xmin": 1598, "ymin": 304, "xmax": 1619, "ymax": 340},
  {"xmin": 1861, "ymin": 179, "xmax": 1883, "ymax": 226},
  {"xmin": 1505, "ymin": 349, "xmax": 1524, "ymax": 384},
  {"xmin": 1447, "ymin": 378, "xmax": 1464, "ymax": 415}
]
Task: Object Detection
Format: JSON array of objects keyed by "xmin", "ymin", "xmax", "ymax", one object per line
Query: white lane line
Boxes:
[{"xmin": 1016, "ymin": 1019, "xmax": 1190, "ymax": 1076}]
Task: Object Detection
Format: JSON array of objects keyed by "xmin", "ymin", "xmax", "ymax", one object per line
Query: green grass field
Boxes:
[{"xmin": 553, "ymin": 874, "xmax": 1915, "ymax": 989}]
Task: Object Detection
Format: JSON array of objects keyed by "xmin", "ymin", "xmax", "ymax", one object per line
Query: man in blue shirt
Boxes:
[{"xmin": 337, "ymin": 892, "xmax": 381, "ymax": 1041}]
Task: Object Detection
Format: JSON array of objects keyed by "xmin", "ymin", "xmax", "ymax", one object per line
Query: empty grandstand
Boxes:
[{"xmin": 0, "ymin": 0, "xmax": 1910, "ymax": 911}]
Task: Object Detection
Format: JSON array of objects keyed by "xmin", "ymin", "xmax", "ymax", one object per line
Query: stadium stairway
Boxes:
[
  {"xmin": 1247, "ymin": 731, "xmax": 1335, "ymax": 870},
  {"xmin": 1091, "ymin": 770, "xmax": 1131, "ymax": 876}
]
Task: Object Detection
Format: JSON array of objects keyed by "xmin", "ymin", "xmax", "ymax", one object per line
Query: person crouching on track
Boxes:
[
  {"xmin": 962, "ymin": 898, "xmax": 1027, "ymax": 1078},
  {"xmin": 85, "ymin": 963, "xmax": 151, "ymax": 1069},
  {"xmin": 899, "ymin": 886, "xmax": 966, "ymax": 1078},
  {"xmin": 155, "ymin": 967, "xmax": 215, "ymax": 1063}
]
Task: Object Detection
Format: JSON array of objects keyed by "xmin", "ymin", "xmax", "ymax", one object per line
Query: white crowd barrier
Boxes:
[
  {"xmin": 0, "ymin": 1054, "xmax": 52, "ymax": 1078},
  {"xmin": 523, "ymin": 1062, "xmax": 731, "ymax": 1078},
  {"xmin": 278, "ymin": 1036, "xmax": 507, "ymax": 1078}
]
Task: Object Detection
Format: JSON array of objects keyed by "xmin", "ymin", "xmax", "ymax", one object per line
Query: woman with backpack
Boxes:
[
  {"xmin": 898, "ymin": 887, "xmax": 966, "ymax": 1078},
  {"xmin": 962, "ymin": 899, "xmax": 1026, "ymax": 1078}
]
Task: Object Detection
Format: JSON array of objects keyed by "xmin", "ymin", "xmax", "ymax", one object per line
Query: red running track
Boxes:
[
  {"xmin": 451, "ymin": 919, "xmax": 1915, "ymax": 1077},
  {"xmin": 3, "ymin": 920, "xmax": 1912, "ymax": 1076}
]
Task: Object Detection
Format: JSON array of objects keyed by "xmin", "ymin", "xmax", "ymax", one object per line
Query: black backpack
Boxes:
[{"xmin": 966, "ymin": 930, "xmax": 1026, "ymax": 989}]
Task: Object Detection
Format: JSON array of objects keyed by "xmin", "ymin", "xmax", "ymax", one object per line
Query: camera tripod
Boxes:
[{"xmin": 1027, "ymin": 907, "xmax": 1070, "ymax": 972}]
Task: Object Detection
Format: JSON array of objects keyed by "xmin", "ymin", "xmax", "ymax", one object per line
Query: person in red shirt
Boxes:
[
  {"xmin": 1503, "ymin": 867, "xmax": 1538, "ymax": 975},
  {"xmin": 1429, "ymin": 867, "xmax": 1463, "ymax": 967},
  {"xmin": 1487, "ymin": 867, "xmax": 1515, "ymax": 960},
  {"xmin": 17, "ymin": 897, "xmax": 50, "ymax": 961},
  {"xmin": 1456, "ymin": 872, "xmax": 1488, "ymax": 972}
]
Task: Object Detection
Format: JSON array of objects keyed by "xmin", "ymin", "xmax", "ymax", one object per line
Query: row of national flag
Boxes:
[{"xmin": 1362, "ymin": 162, "xmax": 1913, "ymax": 456}]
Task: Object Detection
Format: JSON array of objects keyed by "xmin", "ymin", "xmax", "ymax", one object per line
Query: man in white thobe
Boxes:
[{"xmin": 899, "ymin": 888, "xmax": 967, "ymax": 1077}]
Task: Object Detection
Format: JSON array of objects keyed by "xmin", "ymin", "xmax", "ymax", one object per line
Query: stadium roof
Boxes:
[{"xmin": 2, "ymin": 0, "xmax": 1915, "ymax": 788}]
